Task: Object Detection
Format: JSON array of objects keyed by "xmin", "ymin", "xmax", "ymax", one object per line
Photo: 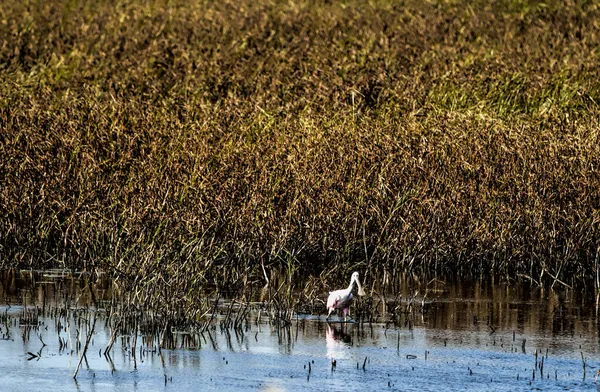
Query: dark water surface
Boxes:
[{"xmin": 1, "ymin": 271, "xmax": 599, "ymax": 391}]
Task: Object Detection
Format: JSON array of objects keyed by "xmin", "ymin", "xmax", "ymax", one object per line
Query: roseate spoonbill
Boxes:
[{"xmin": 326, "ymin": 271, "xmax": 366, "ymax": 322}]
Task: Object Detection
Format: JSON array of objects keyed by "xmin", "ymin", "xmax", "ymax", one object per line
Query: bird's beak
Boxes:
[{"xmin": 356, "ymin": 277, "xmax": 366, "ymax": 296}]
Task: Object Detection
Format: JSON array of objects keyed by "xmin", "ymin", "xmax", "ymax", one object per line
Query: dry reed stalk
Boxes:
[{"xmin": 73, "ymin": 314, "xmax": 97, "ymax": 379}]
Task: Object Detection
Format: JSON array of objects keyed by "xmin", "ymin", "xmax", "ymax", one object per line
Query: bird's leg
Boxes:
[{"xmin": 343, "ymin": 308, "xmax": 349, "ymax": 323}]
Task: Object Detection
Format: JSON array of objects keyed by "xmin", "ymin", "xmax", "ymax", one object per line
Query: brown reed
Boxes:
[{"xmin": 1, "ymin": 0, "xmax": 599, "ymax": 314}]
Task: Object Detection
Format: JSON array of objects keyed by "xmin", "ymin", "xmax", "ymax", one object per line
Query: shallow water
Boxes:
[{"xmin": 1, "ymin": 272, "xmax": 599, "ymax": 391}]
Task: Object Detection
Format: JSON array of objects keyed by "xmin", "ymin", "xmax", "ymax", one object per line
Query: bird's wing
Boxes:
[
  {"xmin": 327, "ymin": 290, "xmax": 343, "ymax": 308},
  {"xmin": 338, "ymin": 292, "xmax": 353, "ymax": 308}
]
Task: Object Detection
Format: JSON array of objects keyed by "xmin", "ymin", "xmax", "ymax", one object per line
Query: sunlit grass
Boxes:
[{"xmin": 1, "ymin": 0, "xmax": 599, "ymax": 310}]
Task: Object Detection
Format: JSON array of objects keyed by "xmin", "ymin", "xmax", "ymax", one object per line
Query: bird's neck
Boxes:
[{"xmin": 347, "ymin": 280, "xmax": 355, "ymax": 292}]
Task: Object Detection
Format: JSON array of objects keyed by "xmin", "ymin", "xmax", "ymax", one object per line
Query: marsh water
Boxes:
[{"xmin": 1, "ymin": 271, "xmax": 599, "ymax": 391}]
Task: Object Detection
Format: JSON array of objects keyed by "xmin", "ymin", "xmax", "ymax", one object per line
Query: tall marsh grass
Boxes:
[{"xmin": 1, "ymin": 0, "xmax": 599, "ymax": 305}]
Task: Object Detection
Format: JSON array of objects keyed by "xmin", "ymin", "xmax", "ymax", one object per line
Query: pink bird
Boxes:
[{"xmin": 326, "ymin": 272, "xmax": 366, "ymax": 322}]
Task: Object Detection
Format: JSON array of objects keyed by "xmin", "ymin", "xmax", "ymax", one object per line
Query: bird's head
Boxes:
[{"xmin": 351, "ymin": 271, "xmax": 366, "ymax": 296}]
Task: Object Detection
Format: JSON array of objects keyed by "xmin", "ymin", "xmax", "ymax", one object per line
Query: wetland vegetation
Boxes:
[
  {"xmin": 1, "ymin": 0, "xmax": 600, "ymax": 320},
  {"xmin": 1, "ymin": 271, "xmax": 600, "ymax": 391}
]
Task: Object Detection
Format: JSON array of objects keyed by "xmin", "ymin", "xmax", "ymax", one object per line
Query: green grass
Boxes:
[{"xmin": 1, "ymin": 0, "xmax": 600, "ymax": 309}]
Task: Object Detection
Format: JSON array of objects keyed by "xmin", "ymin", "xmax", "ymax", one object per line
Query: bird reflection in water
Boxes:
[{"xmin": 326, "ymin": 324, "xmax": 353, "ymax": 360}]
